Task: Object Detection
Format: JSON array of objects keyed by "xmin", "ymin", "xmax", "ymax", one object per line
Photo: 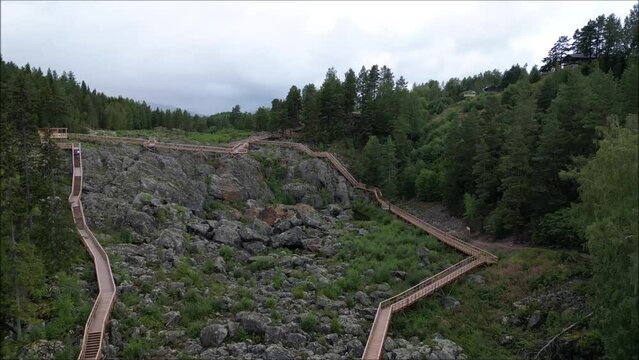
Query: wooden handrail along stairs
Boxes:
[{"xmin": 69, "ymin": 144, "xmax": 117, "ymax": 360}]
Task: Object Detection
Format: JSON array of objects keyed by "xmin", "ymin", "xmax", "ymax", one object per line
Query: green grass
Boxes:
[
  {"xmin": 100, "ymin": 229, "xmax": 134, "ymax": 245},
  {"xmin": 265, "ymin": 297, "xmax": 277, "ymax": 309},
  {"xmin": 300, "ymin": 312, "xmax": 319, "ymax": 333},
  {"xmin": 122, "ymin": 340, "xmax": 148, "ymax": 360},
  {"xmin": 181, "ymin": 289, "xmax": 225, "ymax": 323},
  {"xmin": 231, "ymin": 288, "xmax": 256, "ymax": 313},
  {"xmin": 115, "ymin": 127, "xmax": 253, "ymax": 144},
  {"xmin": 248, "ymin": 256, "xmax": 275, "ymax": 272},
  {"xmin": 389, "ymin": 248, "xmax": 592, "ymax": 359},
  {"xmin": 324, "ymin": 200, "xmax": 462, "ymax": 296},
  {"xmin": 292, "ymin": 284, "xmax": 306, "ymax": 299},
  {"xmin": 273, "ymin": 271, "xmax": 285, "ymax": 290},
  {"xmin": 330, "ymin": 316, "xmax": 342, "ymax": 334},
  {"xmin": 219, "ymin": 245, "xmax": 235, "ymax": 262},
  {"xmin": 139, "ymin": 303, "xmax": 164, "ymax": 331}
]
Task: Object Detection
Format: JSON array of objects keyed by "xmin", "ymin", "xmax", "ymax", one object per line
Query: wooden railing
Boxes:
[
  {"xmin": 69, "ymin": 144, "xmax": 116, "ymax": 360},
  {"xmin": 67, "ymin": 133, "xmax": 236, "ymax": 154},
  {"xmin": 248, "ymin": 140, "xmax": 497, "ymax": 360}
]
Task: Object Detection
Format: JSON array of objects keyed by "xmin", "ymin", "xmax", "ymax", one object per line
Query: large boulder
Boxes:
[
  {"xmin": 209, "ymin": 174, "xmax": 243, "ymax": 201},
  {"xmin": 200, "ymin": 324, "xmax": 228, "ymax": 347},
  {"xmin": 527, "ymin": 310, "xmax": 545, "ymax": 329},
  {"xmin": 156, "ymin": 228, "xmax": 185, "ymax": 252},
  {"xmin": 264, "ymin": 344, "xmax": 294, "ymax": 360},
  {"xmin": 465, "ymin": 274, "xmax": 485, "ymax": 285},
  {"xmin": 187, "ymin": 222, "xmax": 212, "ymax": 238},
  {"xmin": 282, "ymin": 183, "xmax": 322, "ymax": 208},
  {"xmin": 237, "ymin": 312, "xmax": 270, "ymax": 335},
  {"xmin": 238, "ymin": 226, "xmax": 268, "ymax": 242},
  {"xmin": 213, "ymin": 220, "xmax": 241, "ymax": 247},
  {"xmin": 272, "ymin": 227, "xmax": 305, "ymax": 249},
  {"xmin": 339, "ymin": 315, "xmax": 363, "ymax": 336},
  {"xmin": 429, "ymin": 335, "xmax": 466, "ymax": 360},
  {"xmin": 442, "ymin": 296, "xmax": 460, "ymax": 310}
]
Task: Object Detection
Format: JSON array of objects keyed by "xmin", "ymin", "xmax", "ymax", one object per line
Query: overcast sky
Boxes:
[{"xmin": 1, "ymin": 1, "xmax": 634, "ymax": 115}]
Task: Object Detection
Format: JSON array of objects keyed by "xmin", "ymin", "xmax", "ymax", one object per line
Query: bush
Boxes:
[
  {"xmin": 123, "ymin": 340, "xmax": 148, "ymax": 360},
  {"xmin": 219, "ymin": 245, "xmax": 235, "ymax": 262},
  {"xmin": 265, "ymin": 298, "xmax": 277, "ymax": 309},
  {"xmin": 156, "ymin": 208, "xmax": 169, "ymax": 222},
  {"xmin": 533, "ymin": 207, "xmax": 585, "ymax": 248},
  {"xmin": 140, "ymin": 304, "xmax": 164, "ymax": 330},
  {"xmin": 463, "ymin": 193, "xmax": 482, "ymax": 231},
  {"xmin": 231, "ymin": 297, "xmax": 255, "ymax": 313},
  {"xmin": 272, "ymin": 271, "xmax": 284, "ymax": 290},
  {"xmin": 330, "ymin": 316, "xmax": 342, "ymax": 333},
  {"xmin": 485, "ymin": 207, "xmax": 509, "ymax": 239},
  {"xmin": 292, "ymin": 285, "xmax": 305, "ymax": 299},
  {"xmin": 248, "ymin": 256, "xmax": 274, "ymax": 272},
  {"xmin": 300, "ymin": 313, "xmax": 319, "ymax": 333},
  {"xmin": 181, "ymin": 291, "xmax": 224, "ymax": 323},
  {"xmin": 203, "ymin": 258, "xmax": 215, "ymax": 274},
  {"xmin": 415, "ymin": 168, "xmax": 440, "ymax": 201}
]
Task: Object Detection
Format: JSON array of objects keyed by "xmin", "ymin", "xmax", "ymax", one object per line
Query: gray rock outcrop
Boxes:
[{"xmin": 200, "ymin": 324, "xmax": 228, "ymax": 347}]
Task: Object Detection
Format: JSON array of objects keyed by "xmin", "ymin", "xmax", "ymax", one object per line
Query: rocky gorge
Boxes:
[{"xmin": 65, "ymin": 142, "xmax": 470, "ymax": 360}]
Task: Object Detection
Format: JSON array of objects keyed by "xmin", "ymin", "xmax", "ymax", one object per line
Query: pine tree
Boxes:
[
  {"xmin": 472, "ymin": 96, "xmax": 503, "ymax": 215},
  {"xmin": 254, "ymin": 107, "xmax": 271, "ymax": 131},
  {"xmin": 536, "ymin": 75, "xmax": 559, "ymax": 113},
  {"xmin": 301, "ymin": 84, "xmax": 320, "ymax": 141},
  {"xmin": 585, "ymin": 67, "xmax": 619, "ymax": 131},
  {"xmin": 623, "ymin": 4, "xmax": 639, "ymax": 54},
  {"xmin": 578, "ymin": 124, "xmax": 638, "ymax": 359},
  {"xmin": 391, "ymin": 115, "xmax": 412, "ymax": 168},
  {"xmin": 342, "ymin": 69, "xmax": 357, "ymax": 114},
  {"xmin": 549, "ymin": 69, "xmax": 595, "ymax": 156},
  {"xmin": 285, "ymin": 86, "xmax": 301, "ymax": 129},
  {"xmin": 379, "ymin": 137, "xmax": 397, "ymax": 198},
  {"xmin": 491, "ymin": 122, "xmax": 533, "ymax": 237},
  {"xmin": 318, "ymin": 68, "xmax": 344, "ymax": 142},
  {"xmin": 542, "ymin": 36, "xmax": 572, "ymax": 72},
  {"xmin": 362, "ymin": 136, "xmax": 382, "ymax": 184},
  {"xmin": 619, "ymin": 58, "xmax": 639, "ymax": 117},
  {"xmin": 531, "ymin": 114, "xmax": 573, "ymax": 218},
  {"xmin": 442, "ymin": 110, "xmax": 478, "ymax": 213}
]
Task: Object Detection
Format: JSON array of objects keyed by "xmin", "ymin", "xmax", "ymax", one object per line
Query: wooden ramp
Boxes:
[
  {"xmin": 69, "ymin": 144, "xmax": 116, "ymax": 360},
  {"xmin": 361, "ymin": 257, "xmax": 485, "ymax": 359}
]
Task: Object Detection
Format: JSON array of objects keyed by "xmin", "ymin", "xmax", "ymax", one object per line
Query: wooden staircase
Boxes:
[{"xmin": 82, "ymin": 332, "xmax": 102, "ymax": 359}]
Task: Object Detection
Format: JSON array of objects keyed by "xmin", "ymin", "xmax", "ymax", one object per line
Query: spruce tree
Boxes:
[
  {"xmin": 285, "ymin": 85, "xmax": 301, "ymax": 128},
  {"xmin": 362, "ymin": 136, "xmax": 382, "ymax": 184},
  {"xmin": 578, "ymin": 124, "xmax": 638, "ymax": 359},
  {"xmin": 379, "ymin": 137, "xmax": 397, "ymax": 198}
]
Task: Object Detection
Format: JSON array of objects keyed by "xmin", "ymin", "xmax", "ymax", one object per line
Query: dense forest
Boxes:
[{"xmin": 1, "ymin": 4, "xmax": 637, "ymax": 359}]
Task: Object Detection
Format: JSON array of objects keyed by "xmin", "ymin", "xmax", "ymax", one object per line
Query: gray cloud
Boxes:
[{"xmin": 1, "ymin": 1, "xmax": 634, "ymax": 115}]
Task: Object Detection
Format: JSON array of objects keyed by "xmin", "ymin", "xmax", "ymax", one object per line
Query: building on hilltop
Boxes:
[
  {"xmin": 483, "ymin": 85, "xmax": 504, "ymax": 93},
  {"xmin": 561, "ymin": 53, "xmax": 596, "ymax": 67}
]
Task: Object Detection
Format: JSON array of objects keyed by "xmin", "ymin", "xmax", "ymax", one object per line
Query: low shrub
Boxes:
[{"xmin": 300, "ymin": 312, "xmax": 319, "ymax": 333}]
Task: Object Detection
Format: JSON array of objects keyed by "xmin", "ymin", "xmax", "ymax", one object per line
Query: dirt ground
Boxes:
[{"xmin": 397, "ymin": 199, "xmax": 533, "ymax": 252}]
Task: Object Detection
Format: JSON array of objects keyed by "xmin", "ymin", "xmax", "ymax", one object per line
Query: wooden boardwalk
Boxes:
[
  {"xmin": 252, "ymin": 140, "xmax": 497, "ymax": 360},
  {"xmin": 51, "ymin": 129, "xmax": 496, "ymax": 360},
  {"xmin": 69, "ymin": 144, "xmax": 117, "ymax": 360}
]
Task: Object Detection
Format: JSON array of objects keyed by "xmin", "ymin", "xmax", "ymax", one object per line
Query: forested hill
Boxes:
[{"xmin": 1, "ymin": 5, "xmax": 636, "ymax": 244}]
